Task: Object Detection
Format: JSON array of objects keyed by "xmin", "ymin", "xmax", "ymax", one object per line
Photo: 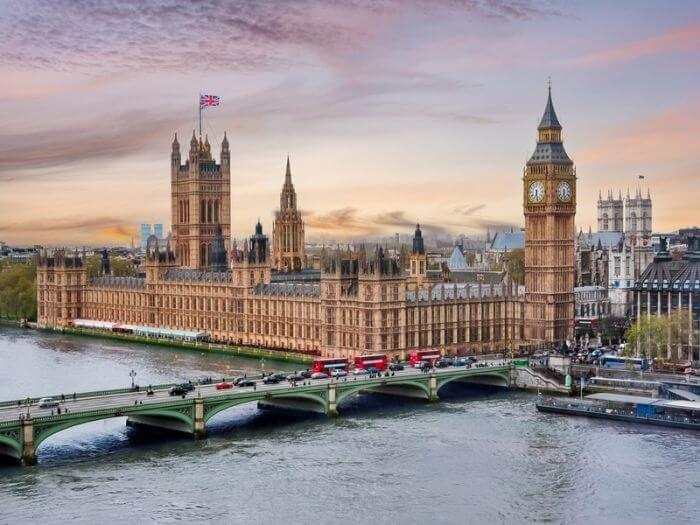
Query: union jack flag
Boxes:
[{"xmin": 200, "ymin": 94, "xmax": 220, "ymax": 108}]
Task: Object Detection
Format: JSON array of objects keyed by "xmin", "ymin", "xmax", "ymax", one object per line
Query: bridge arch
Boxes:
[
  {"xmin": 204, "ymin": 391, "xmax": 328, "ymax": 422},
  {"xmin": 0, "ymin": 432, "xmax": 22, "ymax": 460},
  {"xmin": 435, "ymin": 369, "xmax": 511, "ymax": 393},
  {"xmin": 32, "ymin": 408, "xmax": 194, "ymax": 451},
  {"xmin": 335, "ymin": 378, "xmax": 431, "ymax": 406}
]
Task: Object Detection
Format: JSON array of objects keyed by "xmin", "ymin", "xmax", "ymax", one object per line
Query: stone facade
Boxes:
[
  {"xmin": 37, "ymin": 91, "xmax": 575, "ymax": 357},
  {"xmin": 272, "ymin": 157, "xmax": 306, "ymax": 272},
  {"xmin": 171, "ymin": 132, "xmax": 231, "ymax": 270},
  {"xmin": 523, "ymin": 87, "xmax": 576, "ymax": 343}
]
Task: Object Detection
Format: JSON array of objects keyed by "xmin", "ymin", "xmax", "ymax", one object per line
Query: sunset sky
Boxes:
[{"xmin": 1, "ymin": 0, "xmax": 699, "ymax": 246}]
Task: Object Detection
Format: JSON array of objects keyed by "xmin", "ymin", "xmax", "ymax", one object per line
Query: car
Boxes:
[
  {"xmin": 367, "ymin": 367, "xmax": 379, "ymax": 375},
  {"xmin": 233, "ymin": 377, "xmax": 248, "ymax": 385},
  {"xmin": 169, "ymin": 386, "xmax": 188, "ymax": 396},
  {"xmin": 467, "ymin": 356, "xmax": 478, "ymax": 363},
  {"xmin": 38, "ymin": 397, "xmax": 59, "ymax": 408},
  {"xmin": 237, "ymin": 379, "xmax": 256, "ymax": 388},
  {"xmin": 353, "ymin": 368, "xmax": 368, "ymax": 375},
  {"xmin": 179, "ymin": 382, "xmax": 195, "ymax": 392},
  {"xmin": 453, "ymin": 358, "xmax": 467, "ymax": 367},
  {"xmin": 299, "ymin": 370, "xmax": 312, "ymax": 379},
  {"xmin": 332, "ymin": 369, "xmax": 348, "ymax": 377},
  {"xmin": 389, "ymin": 362, "xmax": 404, "ymax": 371},
  {"xmin": 215, "ymin": 382, "xmax": 233, "ymax": 390},
  {"xmin": 272, "ymin": 372, "xmax": 289, "ymax": 381},
  {"xmin": 263, "ymin": 376, "xmax": 280, "ymax": 384},
  {"xmin": 435, "ymin": 360, "xmax": 450, "ymax": 368},
  {"xmin": 287, "ymin": 373, "xmax": 305, "ymax": 382},
  {"xmin": 311, "ymin": 372, "xmax": 329, "ymax": 379}
]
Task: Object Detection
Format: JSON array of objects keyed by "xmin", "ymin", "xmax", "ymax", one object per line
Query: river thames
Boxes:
[{"xmin": 0, "ymin": 327, "xmax": 698, "ymax": 524}]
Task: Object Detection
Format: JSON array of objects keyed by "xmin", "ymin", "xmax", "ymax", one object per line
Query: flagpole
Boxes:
[{"xmin": 198, "ymin": 93, "xmax": 202, "ymax": 137}]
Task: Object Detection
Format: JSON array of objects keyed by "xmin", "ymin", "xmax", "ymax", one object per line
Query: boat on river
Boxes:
[{"xmin": 536, "ymin": 392, "xmax": 700, "ymax": 430}]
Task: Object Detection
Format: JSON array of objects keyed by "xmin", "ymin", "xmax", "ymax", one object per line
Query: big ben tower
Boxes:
[{"xmin": 523, "ymin": 86, "xmax": 576, "ymax": 343}]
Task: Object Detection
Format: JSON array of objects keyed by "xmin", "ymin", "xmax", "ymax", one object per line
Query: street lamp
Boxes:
[{"xmin": 129, "ymin": 369, "xmax": 137, "ymax": 389}]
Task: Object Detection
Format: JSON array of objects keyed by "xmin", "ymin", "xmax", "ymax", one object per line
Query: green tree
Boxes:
[
  {"xmin": 505, "ymin": 248, "xmax": 525, "ymax": 285},
  {"xmin": 625, "ymin": 310, "xmax": 692, "ymax": 366},
  {"xmin": 0, "ymin": 260, "xmax": 37, "ymax": 321}
]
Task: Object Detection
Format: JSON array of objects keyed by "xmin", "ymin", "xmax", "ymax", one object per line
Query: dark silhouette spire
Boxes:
[
  {"xmin": 285, "ymin": 155, "xmax": 292, "ymax": 185},
  {"xmin": 211, "ymin": 224, "xmax": 228, "ymax": 272},
  {"xmin": 412, "ymin": 223, "xmax": 425, "ymax": 255},
  {"xmin": 538, "ymin": 84, "xmax": 562, "ymax": 130}
]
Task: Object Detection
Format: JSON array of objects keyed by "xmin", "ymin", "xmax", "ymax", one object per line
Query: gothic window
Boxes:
[
  {"xmin": 214, "ymin": 200, "xmax": 219, "ymax": 223},
  {"xmin": 629, "ymin": 212, "xmax": 637, "ymax": 232},
  {"xmin": 207, "ymin": 200, "xmax": 212, "ymax": 223},
  {"xmin": 201, "ymin": 200, "xmax": 206, "ymax": 223},
  {"xmin": 602, "ymin": 213, "xmax": 609, "ymax": 231},
  {"xmin": 200, "ymin": 243, "xmax": 206, "ymax": 266}
]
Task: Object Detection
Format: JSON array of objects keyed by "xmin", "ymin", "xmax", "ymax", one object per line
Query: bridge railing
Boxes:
[{"xmin": 0, "ymin": 373, "xmax": 266, "ymax": 410}]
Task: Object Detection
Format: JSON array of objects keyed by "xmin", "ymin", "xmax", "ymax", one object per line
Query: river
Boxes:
[{"xmin": 0, "ymin": 326, "xmax": 698, "ymax": 524}]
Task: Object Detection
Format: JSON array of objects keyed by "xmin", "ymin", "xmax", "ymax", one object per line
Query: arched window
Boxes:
[
  {"xmin": 207, "ymin": 200, "xmax": 212, "ymax": 223},
  {"xmin": 629, "ymin": 212, "xmax": 637, "ymax": 231},
  {"xmin": 214, "ymin": 200, "xmax": 219, "ymax": 223},
  {"xmin": 602, "ymin": 213, "xmax": 609, "ymax": 231},
  {"xmin": 201, "ymin": 200, "xmax": 206, "ymax": 223},
  {"xmin": 200, "ymin": 243, "xmax": 207, "ymax": 266}
]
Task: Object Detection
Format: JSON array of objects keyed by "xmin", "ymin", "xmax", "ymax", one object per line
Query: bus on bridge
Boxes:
[
  {"xmin": 410, "ymin": 349, "xmax": 441, "ymax": 368},
  {"xmin": 311, "ymin": 357, "xmax": 348, "ymax": 374},
  {"xmin": 353, "ymin": 353, "xmax": 388, "ymax": 371}
]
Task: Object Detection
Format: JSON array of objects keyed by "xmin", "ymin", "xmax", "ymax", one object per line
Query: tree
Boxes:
[
  {"xmin": 505, "ymin": 248, "xmax": 525, "ymax": 285},
  {"xmin": 625, "ymin": 309, "xmax": 692, "ymax": 365},
  {"xmin": 0, "ymin": 260, "xmax": 37, "ymax": 321}
]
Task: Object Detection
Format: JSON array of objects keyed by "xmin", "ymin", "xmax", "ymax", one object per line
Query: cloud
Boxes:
[
  {"xmin": 0, "ymin": 1, "xmax": 556, "ymax": 73},
  {"xmin": 578, "ymin": 105, "xmax": 700, "ymax": 165},
  {"xmin": 573, "ymin": 22, "xmax": 700, "ymax": 67},
  {"xmin": 0, "ymin": 110, "xmax": 187, "ymax": 176},
  {"xmin": 0, "ymin": 216, "xmax": 137, "ymax": 240}
]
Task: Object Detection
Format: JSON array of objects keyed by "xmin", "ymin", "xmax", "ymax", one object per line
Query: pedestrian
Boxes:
[
  {"xmin": 253, "ymin": 384, "xmax": 257, "ymax": 391},
  {"xmin": 140, "ymin": 400, "xmax": 143, "ymax": 405},
  {"xmin": 73, "ymin": 392, "xmax": 76, "ymax": 401},
  {"xmin": 51, "ymin": 409, "xmax": 54, "ymax": 416},
  {"xmin": 61, "ymin": 394, "xmax": 65, "ymax": 402},
  {"xmin": 57, "ymin": 407, "xmax": 61, "ymax": 415}
]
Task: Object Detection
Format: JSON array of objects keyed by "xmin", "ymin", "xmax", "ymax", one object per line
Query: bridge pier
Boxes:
[
  {"xmin": 21, "ymin": 418, "xmax": 36, "ymax": 466},
  {"xmin": 428, "ymin": 373, "xmax": 439, "ymax": 401},
  {"xmin": 327, "ymin": 383, "xmax": 338, "ymax": 417},
  {"xmin": 193, "ymin": 397, "xmax": 206, "ymax": 439}
]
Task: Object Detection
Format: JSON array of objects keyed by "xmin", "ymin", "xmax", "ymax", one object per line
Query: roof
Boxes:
[
  {"xmin": 446, "ymin": 246, "xmax": 467, "ymax": 271},
  {"xmin": 489, "ymin": 231, "xmax": 524, "ymax": 252},
  {"xmin": 538, "ymin": 88, "xmax": 562, "ymax": 130},
  {"xmin": 447, "ymin": 269, "xmax": 504, "ymax": 285},
  {"xmin": 585, "ymin": 393, "xmax": 660, "ymax": 405},
  {"xmin": 164, "ymin": 269, "xmax": 231, "ymax": 282},
  {"xmin": 271, "ymin": 269, "xmax": 321, "ymax": 282},
  {"xmin": 591, "ymin": 232, "xmax": 623, "ymax": 247},
  {"xmin": 528, "ymin": 142, "xmax": 571, "ymax": 164},
  {"xmin": 255, "ymin": 282, "xmax": 320, "ymax": 297},
  {"xmin": 90, "ymin": 276, "xmax": 146, "ymax": 288}
]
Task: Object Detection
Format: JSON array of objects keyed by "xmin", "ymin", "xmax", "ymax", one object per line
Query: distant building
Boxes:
[
  {"xmin": 153, "ymin": 224, "xmax": 163, "ymax": 240},
  {"xmin": 140, "ymin": 224, "xmax": 152, "ymax": 251},
  {"xmin": 634, "ymin": 236, "xmax": 700, "ymax": 361},
  {"xmin": 272, "ymin": 157, "xmax": 306, "ymax": 272}
]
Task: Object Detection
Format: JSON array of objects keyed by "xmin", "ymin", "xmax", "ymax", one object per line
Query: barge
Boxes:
[{"xmin": 536, "ymin": 392, "xmax": 700, "ymax": 430}]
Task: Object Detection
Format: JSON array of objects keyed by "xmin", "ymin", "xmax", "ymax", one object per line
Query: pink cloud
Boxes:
[{"xmin": 573, "ymin": 22, "xmax": 700, "ymax": 66}]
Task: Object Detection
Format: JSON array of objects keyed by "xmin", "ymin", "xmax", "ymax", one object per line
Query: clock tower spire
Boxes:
[{"xmin": 523, "ymin": 85, "xmax": 576, "ymax": 344}]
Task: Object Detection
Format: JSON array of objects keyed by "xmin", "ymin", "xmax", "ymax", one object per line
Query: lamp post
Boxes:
[{"xmin": 129, "ymin": 369, "xmax": 137, "ymax": 389}]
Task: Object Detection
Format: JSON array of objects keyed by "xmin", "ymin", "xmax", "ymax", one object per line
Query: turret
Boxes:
[{"xmin": 171, "ymin": 133, "xmax": 180, "ymax": 176}]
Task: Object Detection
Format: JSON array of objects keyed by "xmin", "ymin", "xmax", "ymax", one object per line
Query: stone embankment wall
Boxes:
[{"xmin": 513, "ymin": 366, "xmax": 570, "ymax": 394}]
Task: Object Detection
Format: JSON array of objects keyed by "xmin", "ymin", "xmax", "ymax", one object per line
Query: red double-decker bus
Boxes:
[
  {"xmin": 409, "ymin": 349, "xmax": 441, "ymax": 368},
  {"xmin": 353, "ymin": 353, "xmax": 388, "ymax": 371},
  {"xmin": 311, "ymin": 357, "xmax": 348, "ymax": 374}
]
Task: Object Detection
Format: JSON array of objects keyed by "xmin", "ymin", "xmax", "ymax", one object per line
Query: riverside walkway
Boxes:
[{"xmin": 0, "ymin": 364, "xmax": 512, "ymax": 465}]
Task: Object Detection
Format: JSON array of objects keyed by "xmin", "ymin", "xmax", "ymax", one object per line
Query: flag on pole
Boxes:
[
  {"xmin": 638, "ymin": 175, "xmax": 645, "ymax": 180},
  {"xmin": 200, "ymin": 94, "xmax": 220, "ymax": 108}
]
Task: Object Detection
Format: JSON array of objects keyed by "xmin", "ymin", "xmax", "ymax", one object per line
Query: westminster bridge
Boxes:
[{"xmin": 0, "ymin": 365, "xmax": 513, "ymax": 466}]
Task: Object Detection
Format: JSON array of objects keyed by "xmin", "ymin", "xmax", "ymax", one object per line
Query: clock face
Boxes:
[
  {"xmin": 528, "ymin": 181, "xmax": 545, "ymax": 203},
  {"xmin": 557, "ymin": 181, "xmax": 572, "ymax": 202}
]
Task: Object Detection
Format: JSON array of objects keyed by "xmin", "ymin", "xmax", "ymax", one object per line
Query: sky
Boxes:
[{"xmin": 0, "ymin": 0, "xmax": 699, "ymax": 246}]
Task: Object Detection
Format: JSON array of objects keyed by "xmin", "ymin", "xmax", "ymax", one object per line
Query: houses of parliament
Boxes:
[{"xmin": 36, "ymin": 89, "xmax": 576, "ymax": 358}]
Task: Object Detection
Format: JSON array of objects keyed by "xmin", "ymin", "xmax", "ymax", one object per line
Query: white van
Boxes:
[{"xmin": 38, "ymin": 397, "xmax": 59, "ymax": 408}]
